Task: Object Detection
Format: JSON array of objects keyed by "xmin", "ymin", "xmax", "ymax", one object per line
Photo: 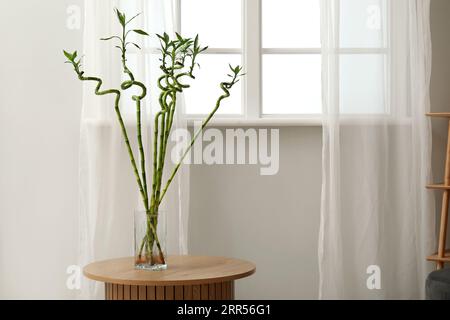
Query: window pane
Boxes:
[
  {"xmin": 263, "ymin": 55, "xmax": 321, "ymax": 114},
  {"xmin": 340, "ymin": 54, "xmax": 386, "ymax": 114},
  {"xmin": 181, "ymin": 0, "xmax": 242, "ymax": 48},
  {"xmin": 184, "ymin": 54, "xmax": 242, "ymax": 115},
  {"xmin": 263, "ymin": 0, "xmax": 320, "ymax": 48},
  {"xmin": 340, "ymin": 0, "xmax": 387, "ymax": 48}
]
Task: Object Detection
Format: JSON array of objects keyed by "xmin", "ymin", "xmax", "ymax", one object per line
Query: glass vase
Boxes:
[{"xmin": 134, "ymin": 209, "xmax": 167, "ymax": 271}]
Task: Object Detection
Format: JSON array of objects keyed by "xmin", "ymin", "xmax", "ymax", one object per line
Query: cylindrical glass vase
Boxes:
[{"xmin": 134, "ymin": 210, "xmax": 167, "ymax": 271}]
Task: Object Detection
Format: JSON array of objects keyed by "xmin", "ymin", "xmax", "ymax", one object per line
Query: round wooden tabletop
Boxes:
[{"xmin": 84, "ymin": 255, "xmax": 256, "ymax": 286}]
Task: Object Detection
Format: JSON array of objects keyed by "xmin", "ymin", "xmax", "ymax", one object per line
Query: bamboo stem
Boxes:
[{"xmin": 136, "ymin": 99, "xmax": 148, "ymax": 205}]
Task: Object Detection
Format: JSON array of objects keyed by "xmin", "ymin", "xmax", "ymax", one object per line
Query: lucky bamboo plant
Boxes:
[{"xmin": 64, "ymin": 9, "xmax": 243, "ymax": 268}]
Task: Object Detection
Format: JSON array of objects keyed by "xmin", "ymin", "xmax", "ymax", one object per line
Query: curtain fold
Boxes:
[
  {"xmin": 319, "ymin": 0, "xmax": 435, "ymax": 299},
  {"xmin": 78, "ymin": 0, "xmax": 189, "ymax": 299}
]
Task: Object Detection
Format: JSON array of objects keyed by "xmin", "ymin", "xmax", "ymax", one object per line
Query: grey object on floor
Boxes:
[{"xmin": 426, "ymin": 268, "xmax": 450, "ymax": 300}]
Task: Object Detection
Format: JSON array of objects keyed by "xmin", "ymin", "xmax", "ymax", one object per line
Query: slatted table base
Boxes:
[{"xmin": 105, "ymin": 281, "xmax": 235, "ymax": 300}]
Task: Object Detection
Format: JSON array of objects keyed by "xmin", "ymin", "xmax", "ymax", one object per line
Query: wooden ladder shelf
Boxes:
[{"xmin": 426, "ymin": 113, "xmax": 450, "ymax": 269}]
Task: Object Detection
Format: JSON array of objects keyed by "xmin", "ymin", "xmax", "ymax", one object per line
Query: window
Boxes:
[
  {"xmin": 181, "ymin": 0, "xmax": 388, "ymax": 123},
  {"xmin": 123, "ymin": 0, "xmax": 388, "ymax": 123}
]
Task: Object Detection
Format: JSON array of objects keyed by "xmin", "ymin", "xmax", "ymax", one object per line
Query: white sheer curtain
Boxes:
[
  {"xmin": 78, "ymin": 0, "xmax": 189, "ymax": 299},
  {"xmin": 319, "ymin": 0, "xmax": 435, "ymax": 299}
]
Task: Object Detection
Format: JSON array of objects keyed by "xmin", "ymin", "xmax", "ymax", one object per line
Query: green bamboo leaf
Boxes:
[
  {"xmin": 194, "ymin": 35, "xmax": 199, "ymax": 48},
  {"xmin": 133, "ymin": 29, "xmax": 149, "ymax": 36},
  {"xmin": 132, "ymin": 43, "xmax": 141, "ymax": 50},
  {"xmin": 115, "ymin": 8, "xmax": 126, "ymax": 27},
  {"xmin": 175, "ymin": 32, "xmax": 183, "ymax": 42},
  {"xmin": 114, "ymin": 8, "xmax": 121, "ymax": 21},
  {"xmin": 63, "ymin": 50, "xmax": 74, "ymax": 61},
  {"xmin": 100, "ymin": 36, "xmax": 117, "ymax": 41},
  {"xmin": 126, "ymin": 12, "xmax": 141, "ymax": 25}
]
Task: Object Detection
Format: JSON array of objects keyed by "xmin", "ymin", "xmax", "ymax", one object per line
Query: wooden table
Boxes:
[{"xmin": 84, "ymin": 255, "xmax": 256, "ymax": 300}]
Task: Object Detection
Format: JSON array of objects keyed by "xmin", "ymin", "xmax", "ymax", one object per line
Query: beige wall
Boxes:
[
  {"xmin": 189, "ymin": 127, "xmax": 322, "ymax": 299},
  {"xmin": 0, "ymin": 0, "xmax": 83, "ymax": 299},
  {"xmin": 430, "ymin": 0, "xmax": 450, "ymax": 247}
]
